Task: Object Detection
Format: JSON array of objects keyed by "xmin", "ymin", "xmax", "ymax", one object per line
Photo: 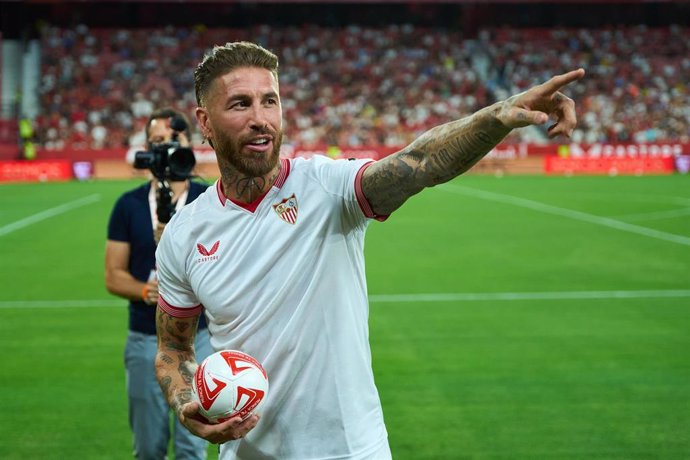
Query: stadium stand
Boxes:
[
  {"xmin": 30, "ymin": 23, "xmax": 689, "ymax": 150},
  {"xmin": 0, "ymin": 1, "xmax": 688, "ymax": 156}
]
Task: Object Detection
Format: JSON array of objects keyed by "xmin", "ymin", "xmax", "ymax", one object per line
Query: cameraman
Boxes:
[{"xmin": 105, "ymin": 108, "xmax": 211, "ymax": 460}]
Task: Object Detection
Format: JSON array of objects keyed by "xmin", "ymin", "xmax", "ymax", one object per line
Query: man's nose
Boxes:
[{"xmin": 248, "ymin": 106, "xmax": 269, "ymax": 131}]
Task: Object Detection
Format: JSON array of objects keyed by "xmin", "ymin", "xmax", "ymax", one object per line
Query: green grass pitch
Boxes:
[{"xmin": 0, "ymin": 173, "xmax": 688, "ymax": 459}]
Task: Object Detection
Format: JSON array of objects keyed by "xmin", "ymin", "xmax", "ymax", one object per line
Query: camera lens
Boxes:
[
  {"xmin": 168, "ymin": 147, "xmax": 196, "ymax": 179},
  {"xmin": 133, "ymin": 150, "xmax": 155, "ymax": 170}
]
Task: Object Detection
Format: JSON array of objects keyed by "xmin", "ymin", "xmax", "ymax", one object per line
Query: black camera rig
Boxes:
[{"xmin": 133, "ymin": 117, "xmax": 196, "ymax": 223}]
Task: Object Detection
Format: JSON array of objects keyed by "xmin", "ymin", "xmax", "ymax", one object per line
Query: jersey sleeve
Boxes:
[
  {"xmin": 353, "ymin": 161, "xmax": 388, "ymax": 222},
  {"xmin": 310, "ymin": 156, "xmax": 388, "ymax": 225},
  {"xmin": 155, "ymin": 220, "xmax": 203, "ymax": 318}
]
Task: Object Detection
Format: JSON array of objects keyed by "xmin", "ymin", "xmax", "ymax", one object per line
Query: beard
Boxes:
[{"xmin": 214, "ymin": 129, "xmax": 283, "ymax": 178}]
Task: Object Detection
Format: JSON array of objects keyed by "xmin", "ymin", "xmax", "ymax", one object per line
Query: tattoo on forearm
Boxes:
[
  {"xmin": 363, "ymin": 104, "xmax": 512, "ymax": 214},
  {"xmin": 425, "ymin": 130, "xmax": 497, "ymax": 182},
  {"xmin": 433, "ymin": 148, "xmax": 454, "ymax": 168},
  {"xmin": 160, "ymin": 376, "xmax": 172, "ymax": 395},
  {"xmin": 174, "ymin": 389, "xmax": 193, "ymax": 410},
  {"xmin": 179, "ymin": 358, "xmax": 195, "ymax": 385},
  {"xmin": 155, "ymin": 308, "xmax": 199, "ymax": 413}
]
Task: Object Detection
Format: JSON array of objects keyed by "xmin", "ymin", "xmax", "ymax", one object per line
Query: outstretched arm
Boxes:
[
  {"xmin": 155, "ymin": 307, "xmax": 259, "ymax": 443},
  {"xmin": 361, "ymin": 68, "xmax": 585, "ymax": 216}
]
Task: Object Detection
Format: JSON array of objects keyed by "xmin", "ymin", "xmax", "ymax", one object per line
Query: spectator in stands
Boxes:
[
  {"xmin": 19, "ymin": 116, "xmax": 36, "ymax": 160},
  {"xmin": 105, "ymin": 108, "xmax": 212, "ymax": 460},
  {"xmin": 36, "ymin": 24, "xmax": 689, "ymax": 149}
]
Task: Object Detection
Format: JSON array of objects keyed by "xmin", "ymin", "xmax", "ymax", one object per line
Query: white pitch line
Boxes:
[
  {"xmin": 440, "ymin": 184, "xmax": 690, "ymax": 247},
  {"xmin": 0, "ymin": 194, "xmax": 101, "ymax": 237},
  {"xmin": 612, "ymin": 207, "xmax": 690, "ymax": 223},
  {"xmin": 369, "ymin": 289, "xmax": 690, "ymax": 303},
  {"xmin": 0, "ymin": 299, "xmax": 124, "ymax": 308},
  {"xmin": 1, "ymin": 290, "xmax": 689, "ymax": 309}
]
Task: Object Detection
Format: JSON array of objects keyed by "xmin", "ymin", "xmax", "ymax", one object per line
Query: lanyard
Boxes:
[{"xmin": 148, "ymin": 181, "xmax": 189, "ymax": 230}]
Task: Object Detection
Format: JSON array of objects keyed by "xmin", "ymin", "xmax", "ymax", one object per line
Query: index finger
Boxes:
[{"xmin": 537, "ymin": 68, "xmax": 585, "ymax": 97}]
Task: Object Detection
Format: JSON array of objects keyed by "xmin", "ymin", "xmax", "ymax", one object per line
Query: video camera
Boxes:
[{"xmin": 133, "ymin": 116, "xmax": 196, "ymax": 223}]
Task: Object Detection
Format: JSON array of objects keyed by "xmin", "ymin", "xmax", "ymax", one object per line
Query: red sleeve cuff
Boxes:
[
  {"xmin": 158, "ymin": 295, "xmax": 203, "ymax": 318},
  {"xmin": 355, "ymin": 161, "xmax": 388, "ymax": 222}
]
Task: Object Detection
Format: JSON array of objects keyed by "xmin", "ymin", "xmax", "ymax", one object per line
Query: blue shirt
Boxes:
[{"xmin": 108, "ymin": 180, "xmax": 209, "ymax": 335}]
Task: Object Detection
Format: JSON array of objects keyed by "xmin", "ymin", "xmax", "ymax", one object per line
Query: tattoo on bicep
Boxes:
[
  {"xmin": 363, "ymin": 154, "xmax": 422, "ymax": 212},
  {"xmin": 176, "ymin": 321, "xmax": 191, "ymax": 334},
  {"xmin": 157, "ymin": 310, "xmax": 194, "ymax": 349}
]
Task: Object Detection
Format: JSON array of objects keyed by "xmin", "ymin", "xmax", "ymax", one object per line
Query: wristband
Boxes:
[{"xmin": 142, "ymin": 285, "xmax": 150, "ymax": 302}]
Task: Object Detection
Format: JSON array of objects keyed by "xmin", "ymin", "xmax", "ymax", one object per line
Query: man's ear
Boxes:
[{"xmin": 195, "ymin": 107, "xmax": 213, "ymax": 142}]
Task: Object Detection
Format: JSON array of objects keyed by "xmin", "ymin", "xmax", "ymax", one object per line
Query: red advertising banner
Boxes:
[
  {"xmin": 544, "ymin": 156, "xmax": 676, "ymax": 175},
  {"xmin": 1, "ymin": 142, "xmax": 686, "ymax": 182},
  {"xmin": 32, "ymin": 141, "xmax": 690, "ymax": 163},
  {"xmin": 0, "ymin": 160, "xmax": 72, "ymax": 183},
  {"xmin": 555, "ymin": 142, "xmax": 687, "ymax": 158}
]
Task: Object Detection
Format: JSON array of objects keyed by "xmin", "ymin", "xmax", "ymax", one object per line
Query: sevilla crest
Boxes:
[{"xmin": 273, "ymin": 194, "xmax": 298, "ymax": 224}]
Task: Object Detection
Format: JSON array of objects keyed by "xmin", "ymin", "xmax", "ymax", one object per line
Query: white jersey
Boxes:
[{"xmin": 156, "ymin": 155, "xmax": 390, "ymax": 459}]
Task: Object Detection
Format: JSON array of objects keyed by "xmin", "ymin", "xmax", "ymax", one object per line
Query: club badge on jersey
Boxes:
[{"xmin": 273, "ymin": 194, "xmax": 298, "ymax": 225}]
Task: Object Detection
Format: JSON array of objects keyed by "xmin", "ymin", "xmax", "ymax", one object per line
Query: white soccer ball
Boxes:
[{"xmin": 192, "ymin": 350, "xmax": 269, "ymax": 423}]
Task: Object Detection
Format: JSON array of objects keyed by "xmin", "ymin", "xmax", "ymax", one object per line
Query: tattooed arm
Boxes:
[
  {"xmin": 362, "ymin": 68, "xmax": 585, "ymax": 216},
  {"xmin": 155, "ymin": 307, "xmax": 259, "ymax": 443},
  {"xmin": 155, "ymin": 308, "xmax": 199, "ymax": 418}
]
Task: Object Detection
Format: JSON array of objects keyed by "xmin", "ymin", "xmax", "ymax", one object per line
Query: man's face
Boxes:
[
  {"xmin": 147, "ymin": 118, "xmax": 190, "ymax": 147},
  {"xmin": 196, "ymin": 67, "xmax": 283, "ymax": 178}
]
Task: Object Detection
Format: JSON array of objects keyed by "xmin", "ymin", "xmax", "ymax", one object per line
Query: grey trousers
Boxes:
[{"xmin": 125, "ymin": 329, "xmax": 213, "ymax": 460}]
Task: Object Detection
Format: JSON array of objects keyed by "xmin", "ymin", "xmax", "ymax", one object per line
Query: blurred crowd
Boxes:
[{"xmin": 35, "ymin": 24, "xmax": 689, "ymax": 150}]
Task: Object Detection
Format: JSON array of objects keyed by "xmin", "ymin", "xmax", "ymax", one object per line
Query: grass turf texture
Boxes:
[{"xmin": 0, "ymin": 174, "xmax": 688, "ymax": 459}]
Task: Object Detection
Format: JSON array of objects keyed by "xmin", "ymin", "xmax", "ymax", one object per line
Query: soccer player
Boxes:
[
  {"xmin": 105, "ymin": 108, "xmax": 213, "ymax": 459},
  {"xmin": 154, "ymin": 41, "xmax": 584, "ymax": 459}
]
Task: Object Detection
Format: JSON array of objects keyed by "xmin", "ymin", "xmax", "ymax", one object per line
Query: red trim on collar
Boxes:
[
  {"xmin": 216, "ymin": 180, "xmax": 226, "ymax": 206},
  {"xmin": 274, "ymin": 157, "xmax": 291, "ymax": 188},
  {"xmin": 215, "ymin": 157, "xmax": 292, "ymax": 211},
  {"xmin": 229, "ymin": 189, "xmax": 270, "ymax": 213}
]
